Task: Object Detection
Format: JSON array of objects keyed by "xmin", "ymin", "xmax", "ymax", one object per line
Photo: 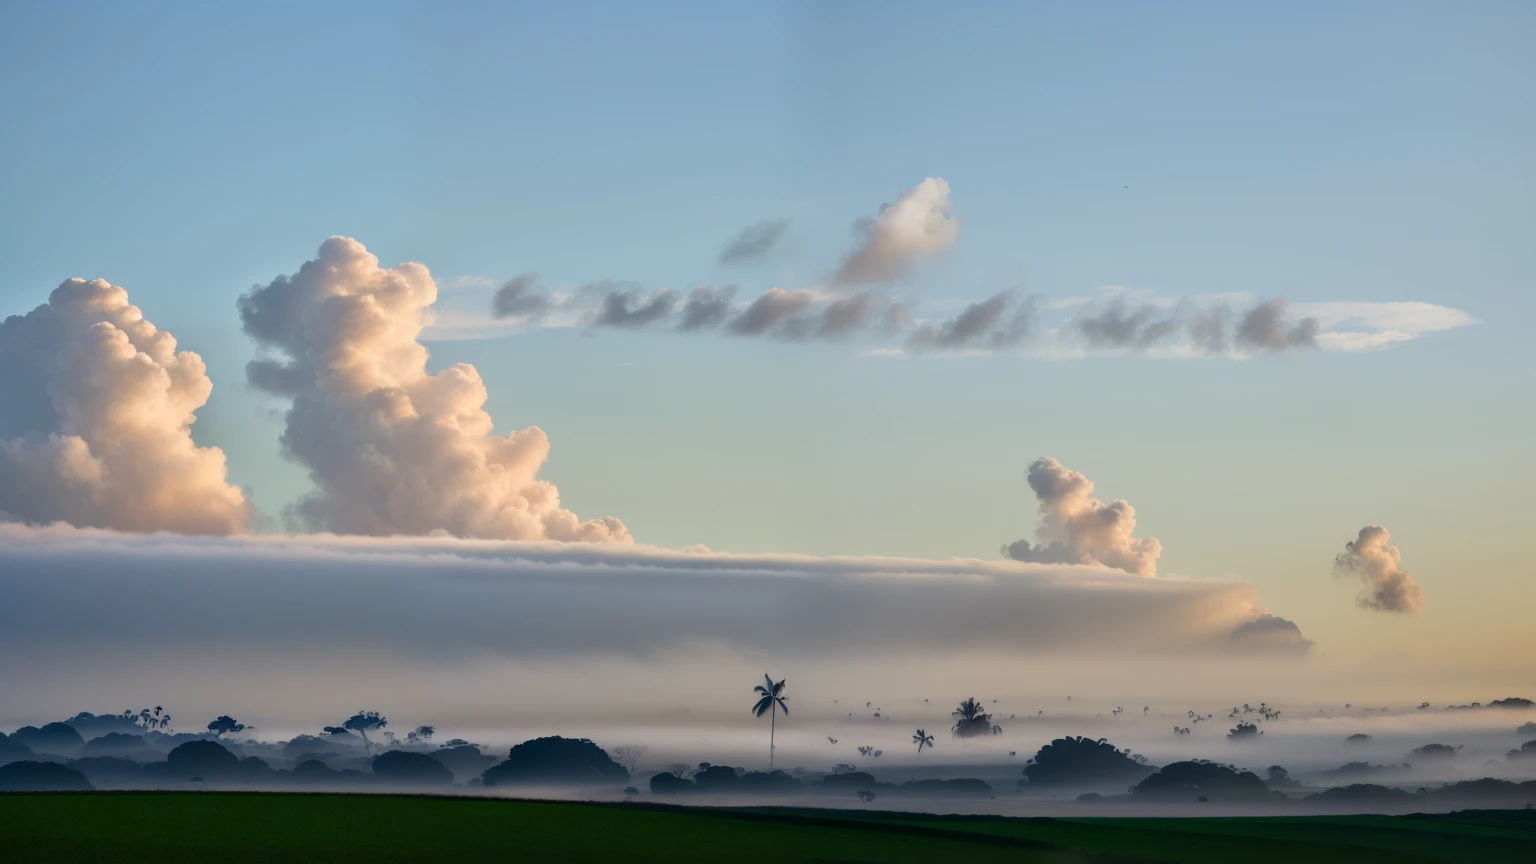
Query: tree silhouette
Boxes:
[
  {"xmin": 611, "ymin": 745, "xmax": 650, "ymax": 775},
  {"xmin": 343, "ymin": 711, "xmax": 388, "ymax": 756},
  {"xmin": 406, "ymin": 725, "xmax": 435, "ymax": 745},
  {"xmin": 206, "ymin": 716, "xmax": 245, "ymax": 738},
  {"xmin": 751, "ymin": 674, "xmax": 788, "ymax": 768},
  {"xmin": 912, "ymin": 729, "xmax": 934, "ymax": 754},
  {"xmin": 951, "ymin": 698, "xmax": 999, "ymax": 737}
]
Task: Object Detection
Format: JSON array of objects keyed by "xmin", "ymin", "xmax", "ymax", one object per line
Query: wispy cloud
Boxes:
[{"xmin": 719, "ymin": 219, "xmax": 790, "ymax": 265}]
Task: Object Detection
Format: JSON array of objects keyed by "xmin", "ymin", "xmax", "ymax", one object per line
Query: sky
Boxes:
[{"xmin": 2, "ymin": 0, "xmax": 1534, "ymax": 713}]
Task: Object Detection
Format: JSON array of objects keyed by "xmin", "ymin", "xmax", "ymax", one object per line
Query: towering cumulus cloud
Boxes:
[
  {"xmin": 0, "ymin": 279, "xmax": 249, "ymax": 533},
  {"xmin": 1003, "ymin": 458, "xmax": 1162, "ymax": 576},
  {"xmin": 238, "ymin": 237, "xmax": 629, "ymax": 542},
  {"xmin": 1334, "ymin": 526, "xmax": 1422, "ymax": 614},
  {"xmin": 833, "ymin": 178, "xmax": 959, "ymax": 285}
]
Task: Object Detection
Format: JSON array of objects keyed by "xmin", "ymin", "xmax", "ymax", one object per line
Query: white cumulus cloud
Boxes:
[
  {"xmin": 1334, "ymin": 525, "xmax": 1422, "ymax": 614},
  {"xmin": 238, "ymin": 237, "xmax": 629, "ymax": 543},
  {"xmin": 1003, "ymin": 458, "xmax": 1162, "ymax": 577},
  {"xmin": 832, "ymin": 177, "xmax": 959, "ymax": 286},
  {"xmin": 0, "ymin": 279, "xmax": 248, "ymax": 534}
]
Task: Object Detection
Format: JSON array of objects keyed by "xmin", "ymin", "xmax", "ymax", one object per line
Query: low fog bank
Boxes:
[{"xmin": 4, "ymin": 696, "xmax": 1534, "ymax": 817}]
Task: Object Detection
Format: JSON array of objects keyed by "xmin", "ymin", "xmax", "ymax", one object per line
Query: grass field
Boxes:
[{"xmin": 1, "ymin": 793, "xmax": 1532, "ymax": 863}]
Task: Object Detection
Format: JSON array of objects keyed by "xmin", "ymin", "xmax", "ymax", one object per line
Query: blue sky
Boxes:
[{"xmin": 3, "ymin": 1, "xmax": 1533, "ymax": 670}]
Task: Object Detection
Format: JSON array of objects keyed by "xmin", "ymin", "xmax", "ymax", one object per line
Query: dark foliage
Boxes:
[
  {"xmin": 165, "ymin": 740, "xmax": 239, "ymax": 778},
  {"xmin": 291, "ymin": 759, "xmax": 341, "ymax": 783},
  {"xmin": 0, "ymin": 760, "xmax": 92, "ymax": 791},
  {"xmin": 1345, "ymin": 733, "xmax": 1372, "ymax": 743},
  {"xmin": 1487, "ymin": 698, "xmax": 1534, "ymax": 709},
  {"xmin": 950, "ymin": 698, "xmax": 1000, "ymax": 738},
  {"xmin": 1020, "ymin": 736, "xmax": 1154, "ymax": 788},
  {"xmin": 1432, "ymin": 778, "xmax": 1536, "ymax": 804},
  {"xmin": 1409, "ymin": 743, "xmax": 1458, "ymax": 762},
  {"xmin": 1307, "ymin": 784, "xmax": 1412, "ymax": 803},
  {"xmin": 1226, "ymin": 722, "xmax": 1261, "ymax": 741},
  {"xmin": 1506, "ymin": 741, "xmax": 1536, "ymax": 761},
  {"xmin": 80, "ymin": 733, "xmax": 149, "ymax": 757},
  {"xmin": 61, "ymin": 712, "xmax": 144, "ymax": 739},
  {"xmin": 649, "ymin": 772, "xmax": 693, "ymax": 794},
  {"xmin": 1132, "ymin": 761, "xmax": 1280, "ymax": 800},
  {"xmin": 1318, "ymin": 762, "xmax": 1412, "ymax": 780},
  {"xmin": 431, "ymin": 745, "xmax": 496, "ymax": 783},
  {"xmin": 282, "ymin": 735, "xmax": 351, "ymax": 761},
  {"xmin": 371, "ymin": 751, "xmax": 453, "ymax": 786},
  {"xmin": 481, "ymin": 736, "xmax": 628, "ymax": 787},
  {"xmin": 0, "ymin": 732, "xmax": 36, "ymax": 765},
  {"xmin": 1263, "ymin": 765, "xmax": 1301, "ymax": 789},
  {"xmin": 11, "ymin": 722, "xmax": 84, "ymax": 755}
]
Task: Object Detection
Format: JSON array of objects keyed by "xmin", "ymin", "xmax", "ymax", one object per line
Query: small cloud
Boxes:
[
  {"xmin": 1334, "ymin": 525, "xmax": 1422, "ymax": 614},
  {"xmin": 832, "ymin": 178, "xmax": 959, "ymax": 286},
  {"xmin": 492, "ymin": 274, "xmax": 551, "ymax": 320},
  {"xmin": 718, "ymin": 219, "xmax": 790, "ymax": 265},
  {"xmin": 1003, "ymin": 458, "xmax": 1162, "ymax": 577}
]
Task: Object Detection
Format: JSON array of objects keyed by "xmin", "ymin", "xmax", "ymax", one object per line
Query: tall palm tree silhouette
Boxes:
[
  {"xmin": 751, "ymin": 674, "xmax": 788, "ymax": 767},
  {"xmin": 913, "ymin": 729, "xmax": 934, "ymax": 754}
]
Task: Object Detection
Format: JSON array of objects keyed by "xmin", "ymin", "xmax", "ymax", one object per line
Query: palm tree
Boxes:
[
  {"xmin": 751, "ymin": 674, "xmax": 788, "ymax": 768},
  {"xmin": 913, "ymin": 729, "xmax": 934, "ymax": 754}
]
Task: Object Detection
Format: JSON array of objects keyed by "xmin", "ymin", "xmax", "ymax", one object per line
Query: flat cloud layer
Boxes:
[
  {"xmin": 0, "ymin": 525, "xmax": 1312, "ymax": 726},
  {"xmin": 238, "ymin": 237, "xmax": 628, "ymax": 542},
  {"xmin": 0, "ymin": 279, "xmax": 248, "ymax": 534},
  {"xmin": 0, "ymin": 525, "xmax": 1306, "ymax": 660}
]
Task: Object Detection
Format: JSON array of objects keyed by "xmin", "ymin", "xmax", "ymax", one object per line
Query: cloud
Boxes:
[
  {"xmin": 1295, "ymin": 301, "xmax": 1476, "ymax": 352},
  {"xmin": 832, "ymin": 178, "xmax": 959, "ymax": 286},
  {"xmin": 906, "ymin": 290, "xmax": 1037, "ymax": 352},
  {"xmin": 0, "ymin": 279, "xmax": 248, "ymax": 534},
  {"xmin": 1003, "ymin": 458, "xmax": 1162, "ymax": 577},
  {"xmin": 719, "ymin": 219, "xmax": 790, "ymax": 265},
  {"xmin": 588, "ymin": 285, "xmax": 679, "ymax": 329},
  {"xmin": 1074, "ymin": 298, "xmax": 1180, "ymax": 350},
  {"xmin": 237, "ymin": 237, "xmax": 629, "ymax": 543},
  {"xmin": 0, "ymin": 525, "xmax": 1308, "ymax": 662},
  {"xmin": 1334, "ymin": 525, "xmax": 1422, "ymax": 614},
  {"xmin": 1234, "ymin": 299, "xmax": 1319, "ymax": 352},
  {"xmin": 677, "ymin": 285, "xmax": 738, "ymax": 332},
  {"xmin": 491, "ymin": 274, "xmax": 551, "ymax": 320},
  {"xmin": 727, "ymin": 287, "xmax": 816, "ymax": 335},
  {"xmin": 1230, "ymin": 611, "xmax": 1314, "ymax": 653}
]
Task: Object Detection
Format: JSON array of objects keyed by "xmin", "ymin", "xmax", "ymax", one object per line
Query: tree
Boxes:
[
  {"xmin": 751, "ymin": 674, "xmax": 788, "ymax": 768},
  {"xmin": 406, "ymin": 725, "xmax": 435, "ymax": 745},
  {"xmin": 913, "ymin": 729, "xmax": 934, "ymax": 754},
  {"xmin": 611, "ymin": 745, "xmax": 650, "ymax": 776},
  {"xmin": 343, "ymin": 711, "xmax": 388, "ymax": 756},
  {"xmin": 951, "ymin": 698, "xmax": 999, "ymax": 737},
  {"xmin": 206, "ymin": 716, "xmax": 245, "ymax": 738}
]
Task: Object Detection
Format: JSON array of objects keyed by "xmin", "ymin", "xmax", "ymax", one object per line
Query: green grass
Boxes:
[{"xmin": 1, "ymin": 793, "xmax": 1533, "ymax": 863}]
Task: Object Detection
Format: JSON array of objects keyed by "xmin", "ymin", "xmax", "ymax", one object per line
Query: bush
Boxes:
[
  {"xmin": 1020, "ymin": 736, "xmax": 1153, "ymax": 788},
  {"xmin": 481, "ymin": 737, "xmax": 628, "ymax": 787},
  {"xmin": 11, "ymin": 723, "xmax": 85, "ymax": 755},
  {"xmin": 165, "ymin": 740, "xmax": 239, "ymax": 779},
  {"xmin": 0, "ymin": 760, "xmax": 92, "ymax": 791},
  {"xmin": 371, "ymin": 750, "xmax": 453, "ymax": 786},
  {"xmin": 649, "ymin": 772, "xmax": 693, "ymax": 794},
  {"xmin": 1132, "ymin": 761, "xmax": 1277, "ymax": 800}
]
